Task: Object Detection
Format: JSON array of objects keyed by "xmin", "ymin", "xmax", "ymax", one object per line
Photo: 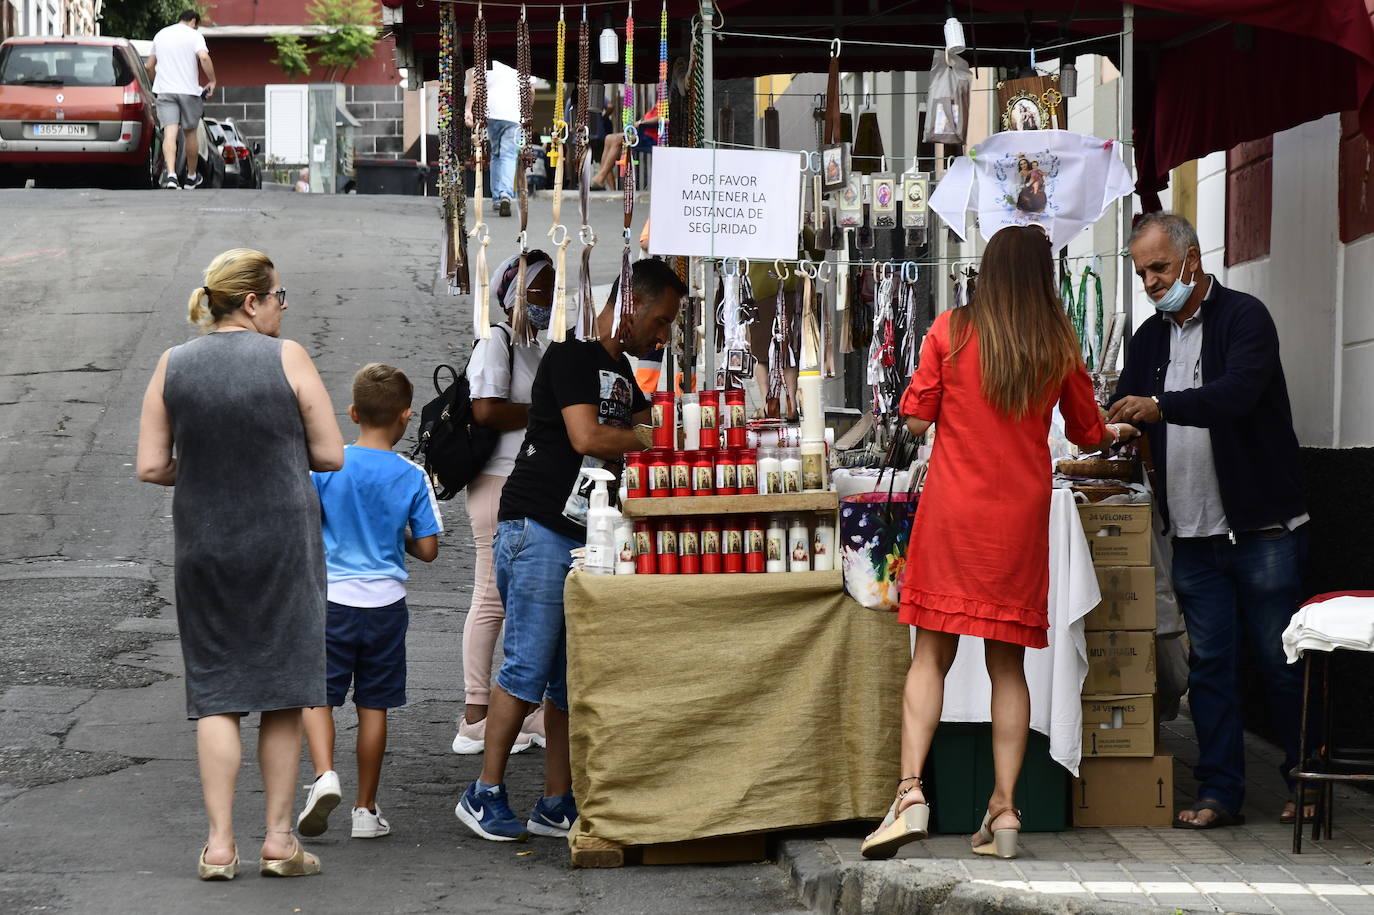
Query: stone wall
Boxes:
[{"xmin": 204, "ymin": 84, "xmax": 407, "ymax": 164}]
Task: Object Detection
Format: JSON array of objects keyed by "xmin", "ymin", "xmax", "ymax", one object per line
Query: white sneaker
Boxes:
[
  {"xmin": 522, "ymin": 707, "xmax": 547, "ymax": 749},
  {"xmin": 296, "ymin": 770, "xmax": 341, "ymax": 837},
  {"xmin": 451, "ymin": 716, "xmax": 536, "ymax": 755},
  {"xmin": 352, "ymin": 804, "xmax": 391, "ymax": 838}
]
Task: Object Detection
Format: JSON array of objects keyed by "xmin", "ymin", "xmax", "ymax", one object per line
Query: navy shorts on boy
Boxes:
[{"xmin": 312, "ymin": 445, "xmax": 443, "ymax": 708}]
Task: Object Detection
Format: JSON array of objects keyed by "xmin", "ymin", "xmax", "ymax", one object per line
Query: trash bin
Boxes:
[{"xmin": 353, "ymin": 158, "xmax": 425, "ymax": 195}]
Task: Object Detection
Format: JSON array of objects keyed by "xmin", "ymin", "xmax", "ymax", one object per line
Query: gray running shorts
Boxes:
[{"xmin": 156, "ymin": 93, "xmax": 203, "ymax": 131}]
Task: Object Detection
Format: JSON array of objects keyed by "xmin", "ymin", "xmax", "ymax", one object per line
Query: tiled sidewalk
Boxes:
[{"xmin": 792, "ymin": 708, "xmax": 1374, "ymax": 914}]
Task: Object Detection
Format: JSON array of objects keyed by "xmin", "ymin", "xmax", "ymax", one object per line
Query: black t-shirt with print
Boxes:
[{"xmin": 499, "ymin": 339, "xmax": 649, "ymax": 540}]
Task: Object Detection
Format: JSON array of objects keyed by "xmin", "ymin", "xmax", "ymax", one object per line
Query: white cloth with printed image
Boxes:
[{"xmin": 929, "ymin": 130, "xmax": 1134, "ymax": 250}]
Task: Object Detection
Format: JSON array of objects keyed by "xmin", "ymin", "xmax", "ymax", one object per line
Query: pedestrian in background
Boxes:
[
  {"xmin": 295, "ymin": 167, "xmax": 311, "ymax": 193},
  {"xmin": 146, "ymin": 9, "xmax": 216, "ymax": 189},
  {"xmin": 1109, "ymin": 212, "xmax": 1310, "ymax": 829},
  {"xmin": 136, "ymin": 248, "xmax": 344, "ymax": 879},
  {"xmin": 465, "ymin": 58, "xmax": 527, "ymax": 217},
  {"xmin": 298, "ymin": 363, "xmax": 443, "ymax": 842},
  {"xmin": 452, "ymin": 251, "xmax": 554, "ymax": 757},
  {"xmin": 862, "ymin": 226, "xmax": 1137, "ymax": 861}
]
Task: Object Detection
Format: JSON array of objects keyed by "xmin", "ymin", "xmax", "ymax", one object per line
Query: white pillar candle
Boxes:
[
  {"xmin": 757, "ymin": 447, "xmax": 781, "ymax": 495},
  {"xmin": 788, "ymin": 516, "xmax": 811, "ymax": 572},
  {"xmin": 781, "ymin": 448, "xmax": 802, "ymax": 494},
  {"xmin": 811, "ymin": 516, "xmax": 835, "ymax": 571},
  {"xmin": 766, "ymin": 516, "xmax": 787, "ymax": 573},
  {"xmin": 798, "ymin": 370, "xmax": 825, "ymax": 442},
  {"xmin": 682, "ymin": 393, "xmax": 701, "ymax": 451}
]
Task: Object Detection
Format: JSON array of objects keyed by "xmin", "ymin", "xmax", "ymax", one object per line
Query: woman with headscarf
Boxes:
[{"xmin": 451, "ymin": 249, "xmax": 555, "ymax": 755}]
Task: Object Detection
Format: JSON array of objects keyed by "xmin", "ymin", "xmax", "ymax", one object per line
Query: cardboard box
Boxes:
[
  {"xmin": 1083, "ymin": 630, "xmax": 1157, "ymax": 694},
  {"xmin": 1078, "ymin": 503, "xmax": 1152, "ymax": 566},
  {"xmin": 1081, "ymin": 694, "xmax": 1155, "ymax": 758},
  {"xmin": 1073, "ymin": 754, "xmax": 1174, "ymax": 827},
  {"xmin": 1085, "ymin": 566, "xmax": 1156, "ymax": 631}
]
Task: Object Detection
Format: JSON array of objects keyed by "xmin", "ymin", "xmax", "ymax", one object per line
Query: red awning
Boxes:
[{"xmin": 388, "ymin": 0, "xmax": 1374, "ymax": 203}]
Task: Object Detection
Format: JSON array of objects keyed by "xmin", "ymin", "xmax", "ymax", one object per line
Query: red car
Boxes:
[{"xmin": 0, "ymin": 36, "xmax": 162, "ymax": 188}]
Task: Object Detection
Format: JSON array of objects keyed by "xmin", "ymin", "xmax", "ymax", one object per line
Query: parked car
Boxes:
[
  {"xmin": 0, "ymin": 35, "xmax": 162, "ymax": 188},
  {"xmin": 219, "ymin": 119, "xmax": 261, "ymax": 189},
  {"xmin": 172, "ymin": 117, "xmax": 224, "ymax": 188},
  {"xmin": 203, "ymin": 116, "xmax": 235, "ymax": 186}
]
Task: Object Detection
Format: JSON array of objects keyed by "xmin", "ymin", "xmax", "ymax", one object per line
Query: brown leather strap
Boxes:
[{"xmin": 824, "ymin": 56, "xmax": 840, "ymax": 145}]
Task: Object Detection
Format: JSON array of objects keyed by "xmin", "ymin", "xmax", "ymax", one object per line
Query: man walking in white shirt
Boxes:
[
  {"xmin": 465, "ymin": 59, "xmax": 526, "ymax": 217},
  {"xmin": 147, "ymin": 10, "xmax": 216, "ymax": 189}
]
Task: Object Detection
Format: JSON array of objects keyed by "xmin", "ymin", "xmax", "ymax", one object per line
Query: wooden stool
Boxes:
[{"xmin": 1290, "ymin": 647, "xmax": 1374, "ymax": 852}]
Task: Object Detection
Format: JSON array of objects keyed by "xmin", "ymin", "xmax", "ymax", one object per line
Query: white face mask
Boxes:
[{"xmin": 1154, "ymin": 257, "xmax": 1199, "ymax": 313}]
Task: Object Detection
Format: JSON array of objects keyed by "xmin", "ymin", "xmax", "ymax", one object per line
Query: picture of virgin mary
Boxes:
[{"xmin": 1015, "ymin": 157, "xmax": 1047, "ymax": 214}]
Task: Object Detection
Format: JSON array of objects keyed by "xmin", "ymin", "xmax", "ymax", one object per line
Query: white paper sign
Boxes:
[{"xmin": 648, "ymin": 147, "xmax": 801, "ymax": 260}]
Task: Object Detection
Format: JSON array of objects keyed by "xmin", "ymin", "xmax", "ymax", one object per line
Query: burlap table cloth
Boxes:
[{"xmin": 563, "ymin": 569, "xmax": 909, "ymax": 848}]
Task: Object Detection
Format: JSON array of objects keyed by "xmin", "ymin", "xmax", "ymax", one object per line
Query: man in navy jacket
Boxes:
[{"xmin": 1109, "ymin": 212, "xmax": 1308, "ymax": 830}]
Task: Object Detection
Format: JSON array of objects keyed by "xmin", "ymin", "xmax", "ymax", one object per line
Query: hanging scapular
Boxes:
[
  {"xmin": 547, "ymin": 6, "xmax": 571, "ymax": 342},
  {"xmin": 763, "ymin": 92, "xmax": 780, "ymax": 149},
  {"xmin": 438, "ymin": 4, "xmax": 469, "ymax": 295},
  {"xmin": 510, "ymin": 5, "xmax": 537, "ymax": 346},
  {"xmin": 574, "ymin": 6, "xmax": 597, "ymax": 340},
  {"xmin": 468, "ymin": 3, "xmax": 493, "ymax": 340},
  {"xmin": 851, "ymin": 84, "xmax": 884, "ymax": 175}
]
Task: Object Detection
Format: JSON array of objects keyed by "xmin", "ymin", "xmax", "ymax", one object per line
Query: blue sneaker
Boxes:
[
  {"xmin": 527, "ymin": 792, "xmax": 578, "ymax": 838},
  {"xmin": 454, "ymin": 782, "xmax": 528, "ymax": 842}
]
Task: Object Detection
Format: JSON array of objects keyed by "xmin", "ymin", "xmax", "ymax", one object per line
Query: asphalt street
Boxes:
[{"xmin": 0, "ymin": 188, "xmax": 806, "ymax": 914}]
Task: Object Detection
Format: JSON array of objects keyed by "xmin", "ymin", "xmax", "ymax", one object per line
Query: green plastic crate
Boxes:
[{"xmin": 926, "ymin": 723, "xmax": 1070, "ymax": 833}]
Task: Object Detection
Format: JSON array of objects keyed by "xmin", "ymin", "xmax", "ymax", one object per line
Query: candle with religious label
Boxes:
[
  {"xmin": 700, "ymin": 516, "xmax": 722, "ymax": 573},
  {"xmin": 624, "ymin": 451, "xmax": 648, "ymax": 498},
  {"xmin": 679, "ymin": 518, "xmax": 701, "ymax": 574},
  {"xmin": 812, "ymin": 515, "xmax": 835, "ymax": 571},
  {"xmin": 744, "ymin": 515, "xmax": 766, "ymax": 573},
  {"xmin": 651, "ymin": 391, "xmax": 676, "ymax": 449},
  {"xmin": 757, "ymin": 446, "xmax": 781, "ymax": 494},
  {"xmin": 714, "ymin": 447, "xmax": 738, "ymax": 496},
  {"xmin": 681, "ymin": 392, "xmax": 701, "ymax": 450},
  {"xmin": 801, "ymin": 440, "xmax": 828, "ymax": 491},
  {"xmin": 634, "ymin": 520, "xmax": 656, "ymax": 574},
  {"xmin": 722, "ymin": 516, "xmax": 744, "ymax": 573},
  {"xmin": 656, "ymin": 520, "xmax": 679, "ymax": 575},
  {"xmin": 765, "ymin": 516, "xmax": 787, "ymax": 572},
  {"xmin": 781, "ymin": 447, "xmax": 802, "ymax": 494},
  {"xmin": 671, "ymin": 450, "xmax": 692, "ymax": 497},
  {"xmin": 614, "ymin": 519, "xmax": 637, "ymax": 574},
  {"xmin": 648, "ymin": 449, "xmax": 671, "ymax": 498},
  {"xmin": 736, "ymin": 448, "xmax": 758, "ymax": 494},
  {"xmin": 691, "ymin": 449, "xmax": 714, "ymax": 495},
  {"xmin": 788, "ymin": 516, "xmax": 811, "ymax": 571},
  {"xmin": 698, "ymin": 390, "xmax": 719, "ymax": 438}
]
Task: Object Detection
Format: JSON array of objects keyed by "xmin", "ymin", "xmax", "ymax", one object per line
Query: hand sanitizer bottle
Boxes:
[{"xmin": 581, "ymin": 467, "xmax": 620, "ymax": 575}]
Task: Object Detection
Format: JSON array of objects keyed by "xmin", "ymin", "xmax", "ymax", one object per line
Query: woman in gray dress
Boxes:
[{"xmin": 136, "ymin": 248, "xmax": 344, "ymax": 880}]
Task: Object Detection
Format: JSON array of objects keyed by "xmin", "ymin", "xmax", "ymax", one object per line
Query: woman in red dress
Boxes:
[{"xmin": 862, "ymin": 226, "xmax": 1139, "ymax": 860}]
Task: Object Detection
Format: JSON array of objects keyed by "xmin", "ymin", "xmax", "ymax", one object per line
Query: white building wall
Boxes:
[{"xmin": 1189, "ymin": 114, "xmax": 1354, "ymax": 448}]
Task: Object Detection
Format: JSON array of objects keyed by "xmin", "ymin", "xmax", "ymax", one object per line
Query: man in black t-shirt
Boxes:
[{"xmin": 455, "ymin": 258, "xmax": 686, "ymax": 843}]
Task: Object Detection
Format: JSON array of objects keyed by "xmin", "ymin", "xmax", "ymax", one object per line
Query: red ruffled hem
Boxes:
[{"xmin": 898, "ymin": 588, "xmax": 1048, "ymax": 649}]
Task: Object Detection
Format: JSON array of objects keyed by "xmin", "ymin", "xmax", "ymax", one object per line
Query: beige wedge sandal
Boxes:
[
  {"xmin": 860, "ymin": 776, "xmax": 931, "ymax": 860},
  {"xmin": 971, "ymin": 806, "xmax": 1021, "ymax": 859}
]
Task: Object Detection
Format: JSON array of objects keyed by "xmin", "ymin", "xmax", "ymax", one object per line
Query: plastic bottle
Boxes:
[{"xmin": 581, "ymin": 467, "xmax": 620, "ymax": 575}]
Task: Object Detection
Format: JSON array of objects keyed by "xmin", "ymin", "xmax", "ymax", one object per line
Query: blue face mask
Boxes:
[
  {"xmin": 1154, "ymin": 258, "xmax": 1198, "ymax": 314},
  {"xmin": 525, "ymin": 302, "xmax": 552, "ymax": 330}
]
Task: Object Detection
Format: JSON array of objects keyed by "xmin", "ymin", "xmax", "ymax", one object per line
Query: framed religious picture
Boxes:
[
  {"xmin": 871, "ymin": 173, "xmax": 897, "ymax": 229},
  {"xmin": 996, "ymin": 75, "xmax": 1064, "ymax": 132},
  {"xmin": 838, "ymin": 173, "xmax": 864, "ymax": 228},
  {"xmin": 902, "ymin": 171, "xmax": 930, "ymax": 228},
  {"xmin": 821, "ymin": 143, "xmax": 846, "ymax": 192}
]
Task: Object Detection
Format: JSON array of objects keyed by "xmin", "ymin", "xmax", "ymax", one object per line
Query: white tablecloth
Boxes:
[{"xmin": 936, "ymin": 487, "xmax": 1098, "ymax": 775}]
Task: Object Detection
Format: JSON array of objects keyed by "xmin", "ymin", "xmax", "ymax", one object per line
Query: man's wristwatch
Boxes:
[{"xmin": 1151, "ymin": 395, "xmax": 1163, "ymax": 422}]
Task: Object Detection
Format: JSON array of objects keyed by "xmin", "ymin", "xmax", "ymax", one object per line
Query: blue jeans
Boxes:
[
  {"xmin": 1171, "ymin": 526, "xmax": 1308, "ymax": 813},
  {"xmin": 487, "ymin": 118, "xmax": 518, "ymax": 203},
  {"xmin": 493, "ymin": 518, "xmax": 578, "ymax": 711}
]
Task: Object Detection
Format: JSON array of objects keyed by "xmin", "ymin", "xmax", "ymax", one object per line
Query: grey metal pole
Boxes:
[
  {"xmin": 701, "ymin": 0, "xmax": 717, "ymax": 386},
  {"xmin": 1119, "ymin": 3, "xmax": 1135, "ymax": 350}
]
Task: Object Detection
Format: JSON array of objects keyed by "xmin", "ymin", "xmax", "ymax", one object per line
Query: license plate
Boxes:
[{"xmin": 32, "ymin": 123, "xmax": 89, "ymax": 138}]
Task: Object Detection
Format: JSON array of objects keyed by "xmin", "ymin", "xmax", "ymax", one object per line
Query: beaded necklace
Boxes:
[
  {"xmin": 510, "ymin": 4, "xmax": 536, "ymax": 345},
  {"xmin": 575, "ymin": 5, "xmax": 597, "ymax": 340},
  {"xmin": 614, "ymin": 2, "xmax": 635, "ymax": 341},
  {"xmin": 438, "ymin": 4, "xmax": 469, "ymax": 295},
  {"xmin": 469, "ymin": 4, "xmax": 492, "ymax": 340},
  {"xmin": 547, "ymin": 6, "xmax": 571, "ymax": 342}
]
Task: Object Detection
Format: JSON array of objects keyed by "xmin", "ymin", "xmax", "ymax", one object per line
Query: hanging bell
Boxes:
[
  {"xmin": 851, "ymin": 97, "xmax": 884, "ymax": 176},
  {"xmin": 763, "ymin": 95, "xmax": 780, "ymax": 150},
  {"xmin": 718, "ymin": 91, "xmax": 735, "ymax": 146}
]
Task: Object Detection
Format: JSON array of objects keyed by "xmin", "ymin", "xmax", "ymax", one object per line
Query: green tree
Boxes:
[
  {"xmin": 264, "ymin": 0, "xmax": 379, "ymax": 82},
  {"xmin": 101, "ymin": 0, "xmax": 207, "ymax": 40}
]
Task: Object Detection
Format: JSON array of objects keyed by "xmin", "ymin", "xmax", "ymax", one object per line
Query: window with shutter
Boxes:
[
  {"xmin": 1224, "ymin": 137, "xmax": 1272, "ymax": 267},
  {"xmin": 265, "ymin": 84, "xmax": 308, "ymax": 165}
]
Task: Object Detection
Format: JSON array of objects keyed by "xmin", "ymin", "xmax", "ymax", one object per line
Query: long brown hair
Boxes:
[{"xmin": 948, "ymin": 226, "xmax": 1080, "ymax": 419}]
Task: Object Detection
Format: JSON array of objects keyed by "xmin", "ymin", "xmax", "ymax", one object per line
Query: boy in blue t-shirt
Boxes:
[{"xmin": 297, "ymin": 363, "xmax": 443, "ymax": 840}]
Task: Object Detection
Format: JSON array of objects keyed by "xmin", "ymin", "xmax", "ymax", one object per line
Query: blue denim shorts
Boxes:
[
  {"xmin": 324, "ymin": 598, "xmax": 409, "ymax": 709},
  {"xmin": 493, "ymin": 518, "xmax": 578, "ymax": 711}
]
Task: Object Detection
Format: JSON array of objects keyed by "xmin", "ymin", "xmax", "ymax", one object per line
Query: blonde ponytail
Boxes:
[{"xmin": 187, "ymin": 248, "xmax": 276, "ymax": 331}]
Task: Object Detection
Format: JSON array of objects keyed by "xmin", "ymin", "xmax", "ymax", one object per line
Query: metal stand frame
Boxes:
[{"xmin": 1290, "ymin": 650, "xmax": 1374, "ymax": 853}]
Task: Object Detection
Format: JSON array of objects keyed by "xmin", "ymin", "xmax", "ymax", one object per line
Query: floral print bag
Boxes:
[{"xmin": 840, "ymin": 488, "xmax": 919, "ymax": 612}]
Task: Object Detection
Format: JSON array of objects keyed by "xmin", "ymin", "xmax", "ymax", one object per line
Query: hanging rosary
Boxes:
[
  {"xmin": 656, "ymin": 1, "xmax": 669, "ymax": 148},
  {"xmin": 574, "ymin": 5, "xmax": 597, "ymax": 340},
  {"xmin": 613, "ymin": 2, "xmax": 636, "ymax": 341},
  {"xmin": 510, "ymin": 4, "xmax": 536, "ymax": 346},
  {"xmin": 437, "ymin": 4, "xmax": 469, "ymax": 295},
  {"xmin": 547, "ymin": 5, "xmax": 571, "ymax": 342},
  {"xmin": 468, "ymin": 3, "xmax": 492, "ymax": 339}
]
